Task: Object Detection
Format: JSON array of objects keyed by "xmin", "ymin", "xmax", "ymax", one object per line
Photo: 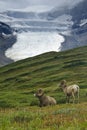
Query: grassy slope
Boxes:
[
  {"xmin": 0, "ymin": 46, "xmax": 87, "ymax": 107},
  {"xmin": 0, "ymin": 46, "xmax": 87, "ymax": 130}
]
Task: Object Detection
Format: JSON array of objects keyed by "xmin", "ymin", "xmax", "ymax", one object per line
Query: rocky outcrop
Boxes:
[
  {"xmin": 60, "ymin": 23, "xmax": 87, "ymax": 51},
  {"xmin": 0, "ymin": 22, "xmax": 17, "ymax": 66}
]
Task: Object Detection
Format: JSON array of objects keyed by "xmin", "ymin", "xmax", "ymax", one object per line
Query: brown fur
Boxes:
[{"xmin": 34, "ymin": 88, "xmax": 57, "ymax": 107}]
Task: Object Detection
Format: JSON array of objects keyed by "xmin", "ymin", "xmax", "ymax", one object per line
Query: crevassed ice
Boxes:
[{"xmin": 5, "ymin": 31, "xmax": 64, "ymax": 61}]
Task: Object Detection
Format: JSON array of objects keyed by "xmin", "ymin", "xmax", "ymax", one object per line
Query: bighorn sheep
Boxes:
[
  {"xmin": 59, "ymin": 80, "xmax": 79, "ymax": 103},
  {"xmin": 34, "ymin": 88, "xmax": 57, "ymax": 107}
]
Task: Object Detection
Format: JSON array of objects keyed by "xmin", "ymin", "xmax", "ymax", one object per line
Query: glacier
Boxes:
[{"xmin": 5, "ymin": 31, "xmax": 64, "ymax": 61}]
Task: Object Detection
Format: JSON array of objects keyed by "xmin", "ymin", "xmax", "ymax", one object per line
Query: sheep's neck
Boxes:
[
  {"xmin": 39, "ymin": 94, "xmax": 46, "ymax": 102},
  {"xmin": 62, "ymin": 85, "xmax": 67, "ymax": 94}
]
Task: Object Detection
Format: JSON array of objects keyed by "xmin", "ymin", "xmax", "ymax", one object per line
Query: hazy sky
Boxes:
[{"xmin": 0, "ymin": 0, "xmax": 83, "ymax": 11}]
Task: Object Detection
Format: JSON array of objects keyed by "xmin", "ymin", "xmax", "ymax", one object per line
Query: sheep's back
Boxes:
[
  {"xmin": 67, "ymin": 84, "xmax": 79, "ymax": 94},
  {"xmin": 47, "ymin": 96, "xmax": 57, "ymax": 105}
]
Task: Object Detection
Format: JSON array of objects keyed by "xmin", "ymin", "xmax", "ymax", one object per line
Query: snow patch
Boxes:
[{"xmin": 80, "ymin": 19, "xmax": 87, "ymax": 26}]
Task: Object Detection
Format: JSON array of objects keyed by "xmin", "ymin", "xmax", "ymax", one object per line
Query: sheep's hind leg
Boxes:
[
  {"xmin": 77, "ymin": 91, "xmax": 79, "ymax": 103},
  {"xmin": 72, "ymin": 92, "xmax": 75, "ymax": 104}
]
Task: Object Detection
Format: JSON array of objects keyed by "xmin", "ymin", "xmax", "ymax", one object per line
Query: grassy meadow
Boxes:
[
  {"xmin": 0, "ymin": 103, "xmax": 87, "ymax": 130},
  {"xmin": 0, "ymin": 46, "xmax": 87, "ymax": 129}
]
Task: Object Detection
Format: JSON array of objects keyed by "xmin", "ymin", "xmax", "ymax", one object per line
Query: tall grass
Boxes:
[{"xmin": 0, "ymin": 103, "xmax": 87, "ymax": 130}]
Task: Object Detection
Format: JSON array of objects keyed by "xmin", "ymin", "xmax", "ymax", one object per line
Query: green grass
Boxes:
[
  {"xmin": 0, "ymin": 46, "xmax": 87, "ymax": 129},
  {"xmin": 0, "ymin": 46, "xmax": 87, "ymax": 107}
]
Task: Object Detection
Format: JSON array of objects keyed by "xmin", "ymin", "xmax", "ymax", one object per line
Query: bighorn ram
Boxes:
[
  {"xmin": 34, "ymin": 88, "xmax": 57, "ymax": 107},
  {"xmin": 59, "ymin": 80, "xmax": 79, "ymax": 103}
]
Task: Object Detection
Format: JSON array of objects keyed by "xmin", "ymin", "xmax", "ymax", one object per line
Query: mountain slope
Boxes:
[
  {"xmin": 71, "ymin": 0, "xmax": 87, "ymax": 28},
  {"xmin": 0, "ymin": 46, "xmax": 87, "ymax": 107},
  {"xmin": 47, "ymin": 0, "xmax": 87, "ymax": 51}
]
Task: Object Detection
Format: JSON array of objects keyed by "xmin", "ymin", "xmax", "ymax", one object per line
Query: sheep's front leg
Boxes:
[
  {"xmin": 66, "ymin": 94, "xmax": 70, "ymax": 103},
  {"xmin": 66, "ymin": 96, "xmax": 69, "ymax": 103},
  {"xmin": 67, "ymin": 96, "xmax": 70, "ymax": 103},
  {"xmin": 39, "ymin": 102, "xmax": 43, "ymax": 107}
]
